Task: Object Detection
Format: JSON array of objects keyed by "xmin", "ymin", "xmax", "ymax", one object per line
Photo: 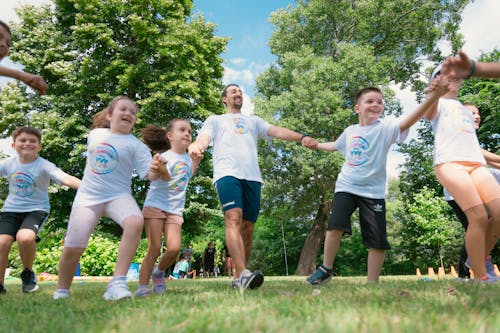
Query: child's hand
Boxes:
[
  {"xmin": 302, "ymin": 136, "xmax": 318, "ymax": 150},
  {"xmin": 426, "ymin": 76, "xmax": 449, "ymax": 96},
  {"xmin": 188, "ymin": 142, "xmax": 205, "ymax": 160},
  {"xmin": 150, "ymin": 153, "xmax": 169, "ymax": 179},
  {"xmin": 21, "ymin": 72, "xmax": 48, "ymax": 95}
]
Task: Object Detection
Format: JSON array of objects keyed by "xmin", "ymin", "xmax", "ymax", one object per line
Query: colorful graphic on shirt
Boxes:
[
  {"xmin": 9, "ymin": 172, "xmax": 36, "ymax": 197},
  {"xmin": 88, "ymin": 142, "xmax": 118, "ymax": 174},
  {"xmin": 445, "ymin": 106, "xmax": 475, "ymax": 133},
  {"xmin": 168, "ymin": 161, "xmax": 191, "ymax": 192},
  {"xmin": 346, "ymin": 136, "xmax": 370, "ymax": 166},
  {"xmin": 232, "ymin": 117, "xmax": 248, "ymax": 134}
]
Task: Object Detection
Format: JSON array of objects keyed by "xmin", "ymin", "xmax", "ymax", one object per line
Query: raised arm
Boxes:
[
  {"xmin": 399, "ymin": 77, "xmax": 447, "ymax": 131},
  {"xmin": 147, "ymin": 153, "xmax": 170, "ymax": 181},
  {"xmin": 442, "ymin": 50, "xmax": 500, "ymax": 80},
  {"xmin": 0, "ymin": 66, "xmax": 48, "ymax": 94},
  {"xmin": 60, "ymin": 175, "xmax": 81, "ymax": 189}
]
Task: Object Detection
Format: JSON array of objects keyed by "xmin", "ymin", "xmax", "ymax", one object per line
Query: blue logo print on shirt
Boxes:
[
  {"xmin": 9, "ymin": 172, "xmax": 35, "ymax": 197},
  {"xmin": 347, "ymin": 136, "xmax": 370, "ymax": 166},
  {"xmin": 89, "ymin": 142, "xmax": 118, "ymax": 174}
]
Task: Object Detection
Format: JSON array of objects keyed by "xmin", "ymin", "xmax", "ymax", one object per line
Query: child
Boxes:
[
  {"xmin": 0, "ymin": 20, "xmax": 48, "ymax": 94},
  {"xmin": 53, "ymin": 96, "xmax": 168, "ymax": 300},
  {"xmin": 424, "ymin": 65, "xmax": 500, "ymax": 283},
  {"xmin": 135, "ymin": 119, "xmax": 200, "ymax": 296},
  {"xmin": 306, "ymin": 82, "xmax": 448, "ymax": 285},
  {"xmin": 0, "ymin": 127, "xmax": 80, "ymax": 294}
]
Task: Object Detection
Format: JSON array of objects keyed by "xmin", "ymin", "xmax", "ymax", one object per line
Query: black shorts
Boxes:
[
  {"xmin": 327, "ymin": 192, "xmax": 390, "ymax": 250},
  {"xmin": 0, "ymin": 211, "xmax": 49, "ymax": 241}
]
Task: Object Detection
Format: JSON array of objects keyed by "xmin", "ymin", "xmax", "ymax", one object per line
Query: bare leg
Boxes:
[
  {"xmin": 157, "ymin": 223, "xmax": 181, "ymax": 271},
  {"xmin": 0, "ymin": 235, "xmax": 14, "ymax": 284},
  {"xmin": 322, "ymin": 229, "xmax": 343, "ymax": 269},
  {"xmin": 240, "ymin": 220, "xmax": 254, "ymax": 266},
  {"xmin": 485, "ymin": 198, "xmax": 500, "ymax": 255},
  {"xmin": 16, "ymin": 229, "xmax": 37, "ymax": 269},
  {"xmin": 224, "ymin": 208, "xmax": 245, "ymax": 278},
  {"xmin": 464, "ymin": 204, "xmax": 489, "ymax": 278},
  {"xmin": 114, "ymin": 215, "xmax": 143, "ymax": 276},
  {"xmin": 138, "ymin": 218, "xmax": 163, "ymax": 286},
  {"xmin": 56, "ymin": 247, "xmax": 85, "ymax": 289},
  {"xmin": 367, "ymin": 248, "xmax": 386, "ymax": 282}
]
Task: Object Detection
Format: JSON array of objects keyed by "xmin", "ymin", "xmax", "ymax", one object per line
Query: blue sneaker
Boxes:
[
  {"xmin": 152, "ymin": 267, "xmax": 166, "ymax": 294},
  {"xmin": 465, "ymin": 256, "xmax": 496, "ymax": 276},
  {"xmin": 306, "ymin": 265, "xmax": 332, "ymax": 285},
  {"xmin": 135, "ymin": 287, "xmax": 152, "ymax": 297},
  {"xmin": 476, "ymin": 273, "xmax": 499, "ymax": 284}
]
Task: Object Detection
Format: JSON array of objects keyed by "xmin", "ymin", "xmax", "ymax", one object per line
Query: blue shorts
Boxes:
[
  {"xmin": 327, "ymin": 192, "xmax": 390, "ymax": 250},
  {"xmin": 215, "ymin": 176, "xmax": 261, "ymax": 222}
]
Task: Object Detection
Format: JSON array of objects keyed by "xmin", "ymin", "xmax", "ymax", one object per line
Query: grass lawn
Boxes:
[{"xmin": 0, "ymin": 275, "xmax": 498, "ymax": 333}]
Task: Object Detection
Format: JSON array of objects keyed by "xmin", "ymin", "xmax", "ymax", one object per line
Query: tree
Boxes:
[
  {"xmin": 0, "ymin": 0, "xmax": 227, "ymax": 232},
  {"xmin": 256, "ymin": 0, "xmax": 470, "ymax": 275}
]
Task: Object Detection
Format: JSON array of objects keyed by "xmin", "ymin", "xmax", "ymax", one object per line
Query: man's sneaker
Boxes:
[
  {"xmin": 0, "ymin": 283, "xmax": 6, "ymax": 294},
  {"xmin": 152, "ymin": 267, "xmax": 166, "ymax": 294},
  {"xmin": 306, "ymin": 265, "xmax": 332, "ymax": 285},
  {"xmin": 135, "ymin": 287, "xmax": 152, "ymax": 297},
  {"xmin": 465, "ymin": 257, "xmax": 496, "ymax": 276},
  {"xmin": 20, "ymin": 268, "xmax": 39, "ymax": 293},
  {"xmin": 103, "ymin": 280, "xmax": 132, "ymax": 301},
  {"xmin": 233, "ymin": 269, "xmax": 264, "ymax": 290},
  {"xmin": 53, "ymin": 289, "xmax": 70, "ymax": 300}
]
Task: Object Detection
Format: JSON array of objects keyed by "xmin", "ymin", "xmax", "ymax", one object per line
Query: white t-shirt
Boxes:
[
  {"xmin": 73, "ymin": 128, "xmax": 151, "ymax": 207},
  {"xmin": 198, "ymin": 113, "xmax": 271, "ymax": 183},
  {"xmin": 143, "ymin": 150, "xmax": 192, "ymax": 216},
  {"xmin": 0, "ymin": 156, "xmax": 68, "ymax": 213},
  {"xmin": 431, "ymin": 98, "xmax": 485, "ymax": 166},
  {"xmin": 444, "ymin": 167, "xmax": 500, "ymax": 201},
  {"xmin": 333, "ymin": 119, "xmax": 407, "ymax": 199}
]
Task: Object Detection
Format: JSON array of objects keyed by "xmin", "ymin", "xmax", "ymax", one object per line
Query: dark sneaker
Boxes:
[
  {"xmin": 233, "ymin": 269, "xmax": 265, "ymax": 290},
  {"xmin": 21, "ymin": 268, "xmax": 39, "ymax": 293},
  {"xmin": 0, "ymin": 283, "xmax": 6, "ymax": 294},
  {"xmin": 306, "ymin": 265, "xmax": 332, "ymax": 285}
]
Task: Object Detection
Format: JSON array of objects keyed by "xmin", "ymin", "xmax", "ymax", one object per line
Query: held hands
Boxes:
[
  {"xmin": 150, "ymin": 153, "xmax": 170, "ymax": 181},
  {"xmin": 441, "ymin": 50, "xmax": 473, "ymax": 80},
  {"xmin": 301, "ymin": 136, "xmax": 318, "ymax": 150},
  {"xmin": 21, "ymin": 72, "xmax": 48, "ymax": 95},
  {"xmin": 426, "ymin": 75, "xmax": 450, "ymax": 97},
  {"xmin": 188, "ymin": 142, "xmax": 205, "ymax": 160}
]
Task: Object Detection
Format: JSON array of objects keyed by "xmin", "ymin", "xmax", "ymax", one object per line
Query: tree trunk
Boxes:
[{"xmin": 295, "ymin": 200, "xmax": 331, "ymax": 276}]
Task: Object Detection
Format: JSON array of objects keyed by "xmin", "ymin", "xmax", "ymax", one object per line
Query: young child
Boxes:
[
  {"xmin": 0, "ymin": 127, "xmax": 80, "ymax": 294},
  {"xmin": 53, "ymin": 96, "xmax": 167, "ymax": 300},
  {"xmin": 0, "ymin": 20, "xmax": 48, "ymax": 94},
  {"xmin": 306, "ymin": 82, "xmax": 448, "ymax": 285},
  {"xmin": 135, "ymin": 119, "xmax": 200, "ymax": 296},
  {"xmin": 425, "ymin": 65, "xmax": 500, "ymax": 283}
]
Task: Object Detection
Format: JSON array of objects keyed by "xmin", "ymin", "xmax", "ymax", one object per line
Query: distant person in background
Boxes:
[
  {"xmin": 181, "ymin": 242, "xmax": 193, "ymax": 270},
  {"xmin": 222, "ymin": 243, "xmax": 234, "ymax": 278},
  {"xmin": 202, "ymin": 241, "xmax": 216, "ymax": 278},
  {"xmin": 0, "ymin": 20, "xmax": 48, "ymax": 94}
]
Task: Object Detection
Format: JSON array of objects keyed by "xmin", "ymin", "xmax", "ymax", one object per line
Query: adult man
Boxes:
[
  {"xmin": 189, "ymin": 83, "xmax": 316, "ymax": 289},
  {"xmin": 0, "ymin": 20, "xmax": 48, "ymax": 95}
]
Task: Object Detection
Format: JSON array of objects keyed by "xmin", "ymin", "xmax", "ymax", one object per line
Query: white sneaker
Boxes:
[
  {"xmin": 53, "ymin": 289, "xmax": 70, "ymax": 300},
  {"xmin": 103, "ymin": 281, "xmax": 132, "ymax": 301}
]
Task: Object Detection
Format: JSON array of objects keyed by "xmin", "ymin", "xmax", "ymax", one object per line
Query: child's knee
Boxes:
[
  {"xmin": 15, "ymin": 229, "xmax": 37, "ymax": 244},
  {"xmin": 123, "ymin": 215, "xmax": 144, "ymax": 233}
]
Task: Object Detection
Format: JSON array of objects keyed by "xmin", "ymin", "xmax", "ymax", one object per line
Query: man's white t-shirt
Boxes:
[
  {"xmin": 74, "ymin": 128, "xmax": 151, "ymax": 207},
  {"xmin": 198, "ymin": 113, "xmax": 271, "ymax": 183},
  {"xmin": 333, "ymin": 119, "xmax": 406, "ymax": 199},
  {"xmin": 0, "ymin": 156, "xmax": 68, "ymax": 212},
  {"xmin": 143, "ymin": 150, "xmax": 192, "ymax": 216}
]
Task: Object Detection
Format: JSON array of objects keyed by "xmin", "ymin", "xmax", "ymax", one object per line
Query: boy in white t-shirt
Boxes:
[
  {"xmin": 307, "ymin": 83, "xmax": 447, "ymax": 285},
  {"xmin": 0, "ymin": 127, "xmax": 80, "ymax": 294}
]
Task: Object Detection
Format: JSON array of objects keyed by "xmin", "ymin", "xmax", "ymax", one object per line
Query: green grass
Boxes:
[{"xmin": 1, "ymin": 275, "xmax": 498, "ymax": 333}]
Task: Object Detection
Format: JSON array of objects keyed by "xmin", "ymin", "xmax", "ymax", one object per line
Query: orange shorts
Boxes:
[
  {"xmin": 142, "ymin": 207, "xmax": 183, "ymax": 226},
  {"xmin": 435, "ymin": 162, "xmax": 500, "ymax": 211}
]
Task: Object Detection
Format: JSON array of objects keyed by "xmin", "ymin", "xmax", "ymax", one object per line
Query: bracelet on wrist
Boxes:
[
  {"xmin": 467, "ymin": 60, "xmax": 476, "ymax": 79},
  {"xmin": 299, "ymin": 134, "xmax": 309, "ymax": 144}
]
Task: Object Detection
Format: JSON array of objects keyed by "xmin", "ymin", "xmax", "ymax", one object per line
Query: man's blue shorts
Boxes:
[{"xmin": 215, "ymin": 176, "xmax": 261, "ymax": 222}]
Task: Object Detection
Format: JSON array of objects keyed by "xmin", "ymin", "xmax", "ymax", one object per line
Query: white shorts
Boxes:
[{"xmin": 64, "ymin": 196, "xmax": 143, "ymax": 248}]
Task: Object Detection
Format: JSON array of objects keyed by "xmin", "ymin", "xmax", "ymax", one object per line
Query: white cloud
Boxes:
[
  {"xmin": 230, "ymin": 58, "xmax": 246, "ymax": 65},
  {"xmin": 223, "ymin": 66, "xmax": 254, "ymax": 87}
]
